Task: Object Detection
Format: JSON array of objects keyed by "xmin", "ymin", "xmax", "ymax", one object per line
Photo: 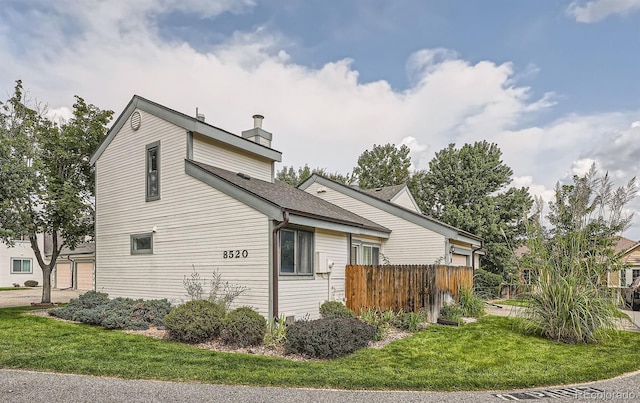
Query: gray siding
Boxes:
[
  {"xmin": 278, "ymin": 229, "xmax": 349, "ymax": 319},
  {"xmin": 305, "ymin": 183, "xmax": 446, "ymax": 265},
  {"xmin": 95, "ymin": 110, "xmax": 270, "ymax": 314},
  {"xmin": 192, "ymin": 133, "xmax": 273, "ymax": 182}
]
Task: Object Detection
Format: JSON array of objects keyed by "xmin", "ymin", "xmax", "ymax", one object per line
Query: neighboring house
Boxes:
[
  {"xmin": 298, "ymin": 176, "xmax": 483, "ymax": 268},
  {"xmin": 0, "ymin": 235, "xmax": 45, "ymax": 287},
  {"xmin": 609, "ymin": 237, "xmax": 640, "ymax": 288},
  {"xmin": 44, "ymin": 234, "xmax": 96, "ymax": 290},
  {"xmin": 90, "ymin": 95, "xmax": 397, "ymax": 320}
]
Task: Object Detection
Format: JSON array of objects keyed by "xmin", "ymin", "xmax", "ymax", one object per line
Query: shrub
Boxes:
[
  {"xmin": 48, "ymin": 291, "xmax": 172, "ymax": 330},
  {"xmin": 164, "ymin": 300, "xmax": 225, "ymax": 343},
  {"xmin": 24, "ymin": 280, "xmax": 38, "ymax": 287},
  {"xmin": 439, "ymin": 303, "xmax": 463, "ymax": 324},
  {"xmin": 459, "ymin": 287, "xmax": 485, "ymax": 318},
  {"xmin": 394, "ymin": 311, "xmax": 425, "ymax": 332},
  {"xmin": 473, "ymin": 268, "xmax": 502, "ymax": 298},
  {"xmin": 220, "ymin": 307, "xmax": 266, "ymax": 347},
  {"xmin": 284, "ymin": 318, "xmax": 375, "ymax": 359},
  {"xmin": 359, "ymin": 308, "xmax": 396, "ymax": 340},
  {"xmin": 12, "ymin": 283, "xmax": 20, "ymax": 287},
  {"xmin": 264, "ymin": 315, "xmax": 287, "ymax": 346},
  {"xmin": 319, "ymin": 301, "xmax": 356, "ymax": 319}
]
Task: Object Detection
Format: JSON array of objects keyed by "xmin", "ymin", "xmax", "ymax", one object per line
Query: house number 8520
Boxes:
[{"xmin": 223, "ymin": 250, "xmax": 248, "ymax": 259}]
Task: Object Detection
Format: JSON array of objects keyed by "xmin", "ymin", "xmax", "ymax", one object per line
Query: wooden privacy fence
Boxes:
[{"xmin": 345, "ymin": 264, "xmax": 474, "ymax": 322}]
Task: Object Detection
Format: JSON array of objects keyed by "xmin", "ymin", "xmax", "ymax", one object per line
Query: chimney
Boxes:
[
  {"xmin": 241, "ymin": 114, "xmax": 272, "ymax": 148},
  {"xmin": 195, "ymin": 107, "xmax": 205, "ymax": 122}
]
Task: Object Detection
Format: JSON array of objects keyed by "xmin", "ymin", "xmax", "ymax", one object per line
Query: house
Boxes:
[
  {"xmin": 609, "ymin": 237, "xmax": 640, "ymax": 288},
  {"xmin": 0, "ymin": 235, "xmax": 45, "ymax": 287},
  {"xmin": 298, "ymin": 176, "xmax": 483, "ymax": 268},
  {"xmin": 51, "ymin": 243, "xmax": 95, "ymax": 291},
  {"xmin": 91, "ymin": 95, "xmax": 481, "ymax": 320}
]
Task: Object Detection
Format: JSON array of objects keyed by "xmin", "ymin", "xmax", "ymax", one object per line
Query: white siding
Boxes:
[
  {"xmin": 0, "ymin": 235, "xmax": 45, "ymax": 287},
  {"xmin": 278, "ymin": 229, "xmax": 349, "ymax": 319},
  {"xmin": 95, "ymin": 109, "xmax": 271, "ymax": 315},
  {"xmin": 392, "ymin": 189, "xmax": 420, "ymax": 213},
  {"xmin": 192, "ymin": 133, "xmax": 273, "ymax": 182},
  {"xmin": 305, "ymin": 183, "xmax": 446, "ymax": 265}
]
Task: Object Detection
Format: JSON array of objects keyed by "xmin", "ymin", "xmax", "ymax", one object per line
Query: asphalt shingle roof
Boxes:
[
  {"xmin": 364, "ymin": 184, "xmax": 406, "ymax": 202},
  {"xmin": 189, "ymin": 160, "xmax": 390, "ymax": 233}
]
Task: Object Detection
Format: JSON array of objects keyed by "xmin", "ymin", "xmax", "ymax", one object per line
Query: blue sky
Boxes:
[{"xmin": 1, "ymin": 0, "xmax": 639, "ymax": 236}]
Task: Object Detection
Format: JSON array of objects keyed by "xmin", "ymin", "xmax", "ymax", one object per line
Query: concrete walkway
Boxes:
[{"xmin": 0, "ymin": 287, "xmax": 83, "ymax": 308}]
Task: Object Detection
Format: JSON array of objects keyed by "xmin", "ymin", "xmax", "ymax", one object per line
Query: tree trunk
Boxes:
[{"xmin": 41, "ymin": 266, "xmax": 52, "ymax": 304}]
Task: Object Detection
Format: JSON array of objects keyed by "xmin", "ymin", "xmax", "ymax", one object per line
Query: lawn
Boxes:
[
  {"xmin": 494, "ymin": 299, "xmax": 529, "ymax": 307},
  {"xmin": 1, "ymin": 306, "xmax": 639, "ymax": 391},
  {"xmin": 0, "ymin": 287, "xmax": 29, "ymax": 291}
]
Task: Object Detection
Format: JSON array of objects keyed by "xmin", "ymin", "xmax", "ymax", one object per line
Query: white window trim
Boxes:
[
  {"xmin": 11, "ymin": 258, "xmax": 33, "ymax": 274},
  {"xmin": 146, "ymin": 141, "xmax": 161, "ymax": 202},
  {"xmin": 131, "ymin": 233, "xmax": 153, "ymax": 255},
  {"xmin": 279, "ymin": 228, "xmax": 314, "ymax": 277},
  {"xmin": 351, "ymin": 240, "xmax": 381, "ymax": 265}
]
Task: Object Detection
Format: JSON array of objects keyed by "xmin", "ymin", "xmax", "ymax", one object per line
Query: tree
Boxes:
[
  {"xmin": 0, "ymin": 80, "xmax": 113, "ymax": 303},
  {"xmin": 520, "ymin": 165, "xmax": 637, "ymax": 343},
  {"xmin": 352, "ymin": 143, "xmax": 411, "ymax": 189},
  {"xmin": 276, "ymin": 164, "xmax": 352, "ymax": 186},
  {"xmin": 411, "ymin": 141, "xmax": 533, "ymax": 278}
]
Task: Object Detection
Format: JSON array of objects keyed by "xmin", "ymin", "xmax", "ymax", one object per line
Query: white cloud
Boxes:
[
  {"xmin": 1, "ymin": 1, "xmax": 639, "ymax": 237},
  {"xmin": 567, "ymin": 0, "xmax": 640, "ymax": 23}
]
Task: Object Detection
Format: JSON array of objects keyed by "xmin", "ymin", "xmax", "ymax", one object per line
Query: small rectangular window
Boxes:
[
  {"xmin": 351, "ymin": 245, "xmax": 359, "ymax": 265},
  {"xmin": 146, "ymin": 142, "xmax": 160, "ymax": 201},
  {"xmin": 131, "ymin": 233, "xmax": 153, "ymax": 254},
  {"xmin": 280, "ymin": 229, "xmax": 314, "ymax": 276},
  {"xmin": 11, "ymin": 258, "xmax": 32, "ymax": 274},
  {"xmin": 633, "ymin": 269, "xmax": 640, "ymax": 282},
  {"xmin": 351, "ymin": 241, "xmax": 381, "ymax": 265}
]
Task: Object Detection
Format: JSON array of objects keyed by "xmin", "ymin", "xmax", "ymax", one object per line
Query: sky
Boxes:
[{"xmin": 1, "ymin": 0, "xmax": 639, "ymax": 237}]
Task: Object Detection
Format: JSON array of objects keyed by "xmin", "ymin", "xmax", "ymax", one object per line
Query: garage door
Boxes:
[
  {"xmin": 451, "ymin": 253, "xmax": 469, "ymax": 266},
  {"xmin": 55, "ymin": 262, "xmax": 72, "ymax": 289},
  {"xmin": 76, "ymin": 262, "xmax": 94, "ymax": 290}
]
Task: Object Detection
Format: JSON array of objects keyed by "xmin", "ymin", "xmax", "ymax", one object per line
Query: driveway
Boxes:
[{"xmin": 0, "ymin": 288, "xmax": 83, "ymax": 308}]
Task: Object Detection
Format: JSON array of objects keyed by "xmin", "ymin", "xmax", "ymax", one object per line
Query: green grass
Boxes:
[
  {"xmin": 0, "ymin": 287, "xmax": 29, "ymax": 291},
  {"xmin": 1, "ymin": 307, "xmax": 639, "ymax": 391}
]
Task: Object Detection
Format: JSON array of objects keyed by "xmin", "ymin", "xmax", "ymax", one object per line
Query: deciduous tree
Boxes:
[
  {"xmin": 352, "ymin": 143, "xmax": 411, "ymax": 189},
  {"xmin": 0, "ymin": 81, "xmax": 112, "ymax": 303}
]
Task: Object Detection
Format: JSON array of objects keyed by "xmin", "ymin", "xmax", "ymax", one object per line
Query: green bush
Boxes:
[
  {"xmin": 473, "ymin": 268, "xmax": 502, "ymax": 298},
  {"xmin": 264, "ymin": 315, "xmax": 287, "ymax": 346},
  {"xmin": 48, "ymin": 291, "xmax": 172, "ymax": 330},
  {"xmin": 359, "ymin": 308, "xmax": 396, "ymax": 340},
  {"xmin": 459, "ymin": 287, "xmax": 485, "ymax": 318},
  {"xmin": 285, "ymin": 318, "xmax": 375, "ymax": 359},
  {"xmin": 24, "ymin": 280, "xmax": 38, "ymax": 287},
  {"xmin": 319, "ymin": 301, "xmax": 356, "ymax": 319},
  {"xmin": 439, "ymin": 302, "xmax": 463, "ymax": 324},
  {"xmin": 220, "ymin": 307, "xmax": 266, "ymax": 347},
  {"xmin": 164, "ymin": 300, "xmax": 226, "ymax": 343},
  {"xmin": 394, "ymin": 311, "xmax": 424, "ymax": 332}
]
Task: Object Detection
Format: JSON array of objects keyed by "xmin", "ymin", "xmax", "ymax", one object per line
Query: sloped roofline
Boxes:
[
  {"xmin": 298, "ymin": 174, "xmax": 482, "ymax": 245},
  {"xmin": 90, "ymin": 95, "xmax": 282, "ymax": 165},
  {"xmin": 185, "ymin": 160, "xmax": 390, "ymax": 238},
  {"xmin": 367, "ymin": 184, "xmax": 422, "ymax": 213}
]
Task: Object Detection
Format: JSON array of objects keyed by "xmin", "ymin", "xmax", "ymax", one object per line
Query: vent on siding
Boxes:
[
  {"xmin": 237, "ymin": 172, "xmax": 251, "ymax": 180},
  {"xmin": 130, "ymin": 111, "xmax": 141, "ymax": 131}
]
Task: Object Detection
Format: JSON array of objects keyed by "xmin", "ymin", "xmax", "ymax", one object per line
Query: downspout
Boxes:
[
  {"xmin": 471, "ymin": 241, "xmax": 483, "ymax": 270},
  {"xmin": 272, "ymin": 210, "xmax": 289, "ymax": 319}
]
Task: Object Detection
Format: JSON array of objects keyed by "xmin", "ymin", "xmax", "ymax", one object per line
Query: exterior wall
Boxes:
[
  {"xmin": 0, "ymin": 235, "xmax": 45, "ymax": 287},
  {"xmin": 192, "ymin": 133, "xmax": 273, "ymax": 182},
  {"xmin": 609, "ymin": 270, "xmax": 620, "ymax": 287},
  {"xmin": 617, "ymin": 247, "xmax": 640, "ymax": 287},
  {"xmin": 95, "ymin": 109, "xmax": 271, "ymax": 315},
  {"xmin": 391, "ymin": 189, "xmax": 420, "ymax": 213},
  {"xmin": 278, "ymin": 229, "xmax": 349, "ymax": 319},
  {"xmin": 305, "ymin": 183, "xmax": 446, "ymax": 265}
]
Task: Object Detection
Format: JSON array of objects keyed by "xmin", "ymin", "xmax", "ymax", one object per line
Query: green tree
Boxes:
[
  {"xmin": 411, "ymin": 141, "xmax": 533, "ymax": 278},
  {"xmin": 0, "ymin": 81, "xmax": 113, "ymax": 303},
  {"xmin": 352, "ymin": 143, "xmax": 411, "ymax": 189},
  {"xmin": 521, "ymin": 165, "xmax": 636, "ymax": 343},
  {"xmin": 276, "ymin": 164, "xmax": 352, "ymax": 186}
]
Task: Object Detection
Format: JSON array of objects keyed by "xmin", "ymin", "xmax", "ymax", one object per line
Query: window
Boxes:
[
  {"xmin": 633, "ymin": 269, "xmax": 640, "ymax": 282},
  {"xmin": 621, "ymin": 270, "xmax": 627, "ymax": 286},
  {"xmin": 146, "ymin": 142, "xmax": 160, "ymax": 201},
  {"xmin": 131, "ymin": 233, "xmax": 153, "ymax": 254},
  {"xmin": 11, "ymin": 258, "xmax": 32, "ymax": 274},
  {"xmin": 350, "ymin": 241, "xmax": 380, "ymax": 265},
  {"xmin": 280, "ymin": 229, "xmax": 313, "ymax": 275}
]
